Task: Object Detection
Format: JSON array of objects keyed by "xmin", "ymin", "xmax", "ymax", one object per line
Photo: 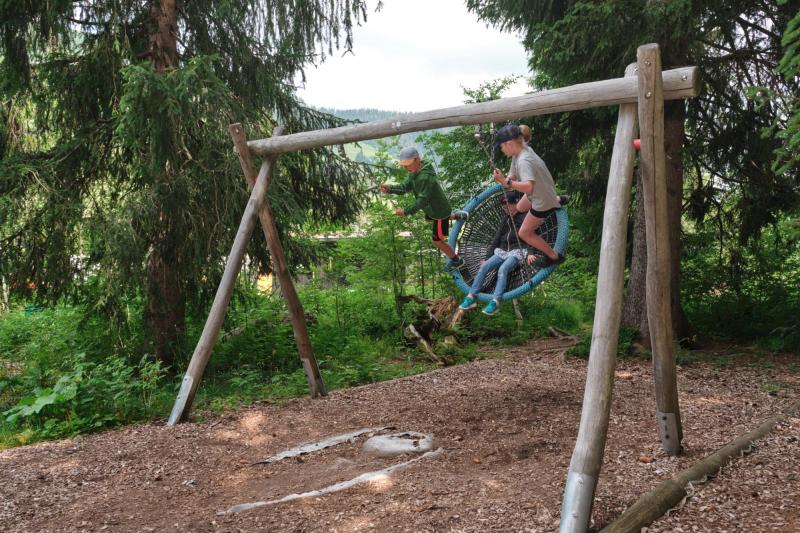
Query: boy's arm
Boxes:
[
  {"xmin": 403, "ymin": 174, "xmax": 431, "ymax": 216},
  {"xmin": 387, "ymin": 174, "xmax": 413, "ymax": 195},
  {"xmin": 387, "ymin": 183, "xmax": 408, "ymax": 194},
  {"xmin": 380, "ymin": 176, "xmax": 411, "ymax": 194}
]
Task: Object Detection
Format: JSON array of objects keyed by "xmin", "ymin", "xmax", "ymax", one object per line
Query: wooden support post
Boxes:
[
  {"xmin": 167, "ymin": 135, "xmax": 282, "ymax": 425},
  {"xmin": 228, "ymin": 124, "xmax": 327, "ymax": 397},
  {"xmin": 637, "ymin": 43, "xmax": 683, "ymax": 455},
  {"xmin": 512, "ymin": 298, "xmax": 523, "ymax": 326},
  {"xmin": 559, "ymin": 64, "xmax": 639, "ymax": 533}
]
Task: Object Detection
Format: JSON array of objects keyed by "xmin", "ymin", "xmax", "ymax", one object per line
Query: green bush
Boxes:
[
  {"xmin": 2, "ymin": 353, "xmax": 165, "ymax": 442},
  {"xmin": 0, "ymin": 305, "xmax": 109, "ymax": 379},
  {"xmin": 210, "ymin": 292, "xmax": 301, "ymax": 376}
]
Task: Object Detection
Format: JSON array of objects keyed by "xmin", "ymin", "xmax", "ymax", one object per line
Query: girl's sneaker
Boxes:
[
  {"xmin": 535, "ymin": 253, "xmax": 566, "ymax": 269},
  {"xmin": 459, "ymin": 295, "xmax": 477, "ymax": 310},
  {"xmin": 482, "ymin": 300, "xmax": 500, "ymax": 316}
]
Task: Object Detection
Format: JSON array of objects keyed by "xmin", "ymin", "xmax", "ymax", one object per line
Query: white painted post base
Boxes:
[{"xmin": 560, "ymin": 471, "xmax": 597, "ymax": 533}]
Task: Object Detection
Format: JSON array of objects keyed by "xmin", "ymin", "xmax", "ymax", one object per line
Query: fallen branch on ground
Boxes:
[
  {"xmin": 225, "ymin": 448, "xmax": 444, "ymax": 513},
  {"xmin": 405, "ymin": 324, "xmax": 445, "ymax": 365},
  {"xmin": 601, "ymin": 400, "xmax": 800, "ymax": 532}
]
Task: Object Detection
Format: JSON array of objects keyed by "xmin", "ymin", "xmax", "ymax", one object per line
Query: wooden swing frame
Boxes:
[{"xmin": 168, "ymin": 43, "xmax": 700, "ymax": 533}]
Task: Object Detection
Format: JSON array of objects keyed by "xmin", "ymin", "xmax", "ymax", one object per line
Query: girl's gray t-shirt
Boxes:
[{"xmin": 510, "ymin": 145, "xmax": 561, "ymax": 212}]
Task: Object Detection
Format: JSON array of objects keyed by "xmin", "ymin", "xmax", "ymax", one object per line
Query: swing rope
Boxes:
[{"xmin": 472, "ymin": 124, "xmax": 536, "ymax": 286}]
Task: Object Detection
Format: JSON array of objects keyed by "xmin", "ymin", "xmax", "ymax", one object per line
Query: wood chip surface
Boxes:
[{"xmin": 1, "ymin": 340, "xmax": 797, "ymax": 532}]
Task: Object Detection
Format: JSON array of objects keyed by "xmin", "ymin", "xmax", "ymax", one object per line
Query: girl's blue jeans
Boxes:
[{"xmin": 469, "ymin": 253, "xmax": 520, "ymax": 301}]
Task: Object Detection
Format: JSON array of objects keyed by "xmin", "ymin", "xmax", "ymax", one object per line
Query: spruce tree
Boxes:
[
  {"xmin": 1, "ymin": 1, "xmax": 372, "ymax": 365},
  {"xmin": 467, "ymin": 0, "xmax": 799, "ymax": 343}
]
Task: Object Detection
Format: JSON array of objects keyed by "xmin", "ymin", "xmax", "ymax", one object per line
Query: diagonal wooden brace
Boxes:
[
  {"xmin": 228, "ymin": 123, "xmax": 326, "ymax": 398},
  {"xmin": 168, "ymin": 130, "xmax": 283, "ymax": 425}
]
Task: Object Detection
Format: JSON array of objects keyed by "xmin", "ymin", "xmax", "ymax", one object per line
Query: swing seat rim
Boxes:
[{"xmin": 448, "ymin": 183, "xmax": 569, "ymax": 303}]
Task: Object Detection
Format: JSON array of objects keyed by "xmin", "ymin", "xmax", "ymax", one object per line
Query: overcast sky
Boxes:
[{"xmin": 295, "ymin": 0, "xmax": 531, "ymax": 112}]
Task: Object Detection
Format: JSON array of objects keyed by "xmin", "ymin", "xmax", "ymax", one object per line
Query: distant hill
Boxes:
[
  {"xmin": 316, "ymin": 107, "xmax": 450, "ymax": 164},
  {"xmin": 318, "ymin": 107, "xmax": 406, "ymax": 123}
]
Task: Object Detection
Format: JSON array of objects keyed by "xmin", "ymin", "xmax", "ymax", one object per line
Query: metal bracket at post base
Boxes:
[
  {"xmin": 167, "ymin": 375, "xmax": 194, "ymax": 426},
  {"xmin": 657, "ymin": 410, "xmax": 681, "ymax": 455},
  {"xmin": 559, "ymin": 471, "xmax": 597, "ymax": 533}
]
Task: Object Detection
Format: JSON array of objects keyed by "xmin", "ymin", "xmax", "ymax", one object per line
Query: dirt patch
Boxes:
[{"xmin": 1, "ymin": 340, "xmax": 798, "ymax": 532}]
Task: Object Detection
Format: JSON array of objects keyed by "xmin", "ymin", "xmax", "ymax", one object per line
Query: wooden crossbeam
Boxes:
[{"xmin": 248, "ymin": 66, "xmax": 699, "ymax": 156}]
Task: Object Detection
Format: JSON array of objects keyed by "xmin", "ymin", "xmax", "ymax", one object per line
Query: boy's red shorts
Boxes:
[{"xmin": 431, "ymin": 218, "xmax": 450, "ymax": 242}]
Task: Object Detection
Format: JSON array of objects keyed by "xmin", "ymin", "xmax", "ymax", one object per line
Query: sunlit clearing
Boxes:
[
  {"xmin": 366, "ymin": 473, "xmax": 394, "ymax": 492},
  {"xmin": 214, "ymin": 429, "xmax": 243, "ymax": 442},
  {"xmin": 239, "ymin": 412, "xmax": 267, "ymax": 433},
  {"xmin": 483, "ymin": 479, "xmax": 502, "ymax": 490}
]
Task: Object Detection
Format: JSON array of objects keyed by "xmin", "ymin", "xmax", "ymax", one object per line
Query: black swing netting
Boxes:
[{"xmin": 456, "ymin": 191, "xmax": 560, "ymax": 295}]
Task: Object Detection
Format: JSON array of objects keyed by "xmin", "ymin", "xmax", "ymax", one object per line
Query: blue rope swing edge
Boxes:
[{"xmin": 447, "ymin": 183, "xmax": 570, "ymax": 303}]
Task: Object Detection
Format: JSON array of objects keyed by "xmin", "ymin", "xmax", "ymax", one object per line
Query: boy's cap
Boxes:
[
  {"xmin": 501, "ymin": 190, "xmax": 523, "ymax": 204},
  {"xmin": 397, "ymin": 146, "xmax": 420, "ymax": 165},
  {"xmin": 494, "ymin": 124, "xmax": 521, "ymax": 146}
]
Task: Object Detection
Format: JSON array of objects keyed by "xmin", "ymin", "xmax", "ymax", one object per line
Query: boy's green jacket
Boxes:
[{"xmin": 388, "ymin": 161, "xmax": 452, "ymax": 219}]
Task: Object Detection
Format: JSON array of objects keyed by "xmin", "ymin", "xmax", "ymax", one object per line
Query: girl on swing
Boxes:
[{"xmin": 491, "ymin": 124, "xmax": 565, "ymax": 268}]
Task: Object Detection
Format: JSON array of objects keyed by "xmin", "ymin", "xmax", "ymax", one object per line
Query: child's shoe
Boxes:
[
  {"xmin": 448, "ymin": 256, "xmax": 465, "ymax": 270},
  {"xmin": 482, "ymin": 299, "xmax": 500, "ymax": 316},
  {"xmin": 459, "ymin": 295, "xmax": 477, "ymax": 310}
]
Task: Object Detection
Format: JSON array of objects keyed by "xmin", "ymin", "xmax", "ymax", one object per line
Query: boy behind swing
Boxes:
[{"xmin": 379, "ymin": 147, "xmax": 466, "ymax": 269}]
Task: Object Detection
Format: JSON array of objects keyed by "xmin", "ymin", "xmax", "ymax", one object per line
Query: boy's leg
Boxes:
[
  {"xmin": 492, "ymin": 255, "xmax": 520, "ymax": 301},
  {"xmin": 431, "ymin": 218, "xmax": 462, "ymax": 266},
  {"xmin": 518, "ymin": 212, "xmax": 559, "ymax": 260},
  {"xmin": 470, "ymin": 255, "xmax": 504, "ymax": 294},
  {"xmin": 432, "ymin": 238, "xmax": 456, "ymax": 259}
]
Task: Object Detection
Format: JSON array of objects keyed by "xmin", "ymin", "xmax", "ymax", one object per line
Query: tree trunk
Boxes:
[
  {"xmin": 149, "ymin": 0, "xmax": 178, "ymax": 72},
  {"xmin": 146, "ymin": 249, "xmax": 185, "ymax": 366},
  {"xmin": 622, "ymin": 97, "xmax": 692, "ymax": 347},
  {"xmin": 622, "ymin": 168, "xmax": 650, "ymax": 344},
  {"xmin": 147, "ymin": 0, "xmax": 183, "ymax": 366},
  {"xmin": 664, "ymin": 99, "xmax": 692, "ymax": 341}
]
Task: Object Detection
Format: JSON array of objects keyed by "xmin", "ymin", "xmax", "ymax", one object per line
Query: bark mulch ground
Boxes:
[{"xmin": 1, "ymin": 338, "xmax": 798, "ymax": 532}]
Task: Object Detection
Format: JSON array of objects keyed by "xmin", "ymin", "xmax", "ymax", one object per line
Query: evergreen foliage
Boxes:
[
  {"xmin": 772, "ymin": 0, "xmax": 800, "ymax": 176},
  {"xmin": 0, "ymin": 1, "xmax": 373, "ymax": 364},
  {"xmin": 467, "ymin": 0, "xmax": 799, "ymax": 238}
]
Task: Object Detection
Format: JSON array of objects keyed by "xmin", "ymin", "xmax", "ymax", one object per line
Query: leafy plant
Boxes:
[{"xmin": 3, "ymin": 353, "xmax": 166, "ymax": 441}]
